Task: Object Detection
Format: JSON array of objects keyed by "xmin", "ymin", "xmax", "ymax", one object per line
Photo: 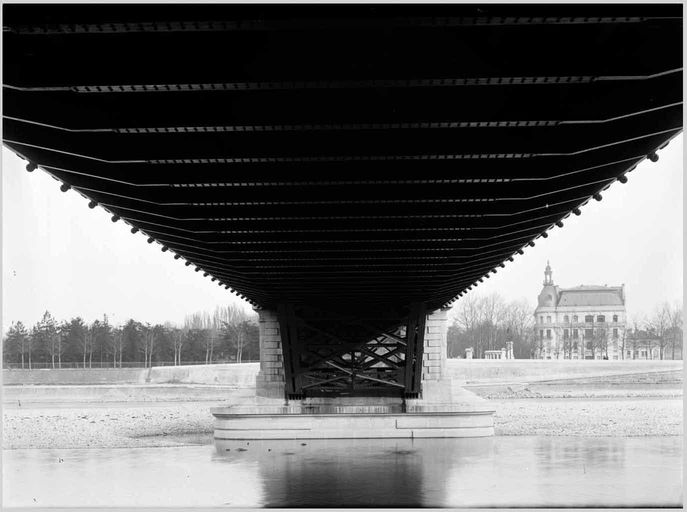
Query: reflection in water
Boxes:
[
  {"xmin": 215, "ymin": 438, "xmax": 495, "ymax": 507},
  {"xmin": 3, "ymin": 437, "xmax": 682, "ymax": 507}
]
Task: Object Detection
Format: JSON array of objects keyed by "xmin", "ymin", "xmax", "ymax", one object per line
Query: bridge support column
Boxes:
[
  {"xmin": 420, "ymin": 307, "xmax": 450, "ymax": 389},
  {"xmin": 255, "ymin": 309, "xmax": 286, "ymax": 399},
  {"xmin": 406, "ymin": 308, "xmax": 493, "ymax": 415}
]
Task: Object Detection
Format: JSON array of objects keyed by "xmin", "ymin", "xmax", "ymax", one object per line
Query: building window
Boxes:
[
  {"xmin": 546, "ymin": 329, "xmax": 552, "ymax": 339},
  {"xmin": 546, "ymin": 316, "xmax": 551, "ymax": 323},
  {"xmin": 584, "ymin": 329, "xmax": 593, "ymax": 339},
  {"xmin": 573, "ymin": 315, "xmax": 578, "ymax": 322},
  {"xmin": 641, "ymin": 350, "xmax": 647, "ymax": 357},
  {"xmin": 613, "ymin": 328, "xmax": 618, "ymax": 338},
  {"xmin": 563, "ymin": 329, "xmax": 569, "ymax": 339},
  {"xmin": 586, "ymin": 341, "xmax": 592, "ymax": 349},
  {"xmin": 613, "ymin": 315, "xmax": 618, "ymax": 322},
  {"xmin": 564, "ymin": 315, "xmax": 569, "ymax": 323},
  {"xmin": 597, "ymin": 315, "xmax": 605, "ymax": 322},
  {"xmin": 572, "ymin": 329, "xmax": 578, "ymax": 338},
  {"xmin": 585, "ymin": 315, "xmax": 594, "ymax": 323},
  {"xmin": 539, "ymin": 329, "xmax": 544, "ymax": 339},
  {"xmin": 540, "ymin": 316, "xmax": 543, "ymax": 324},
  {"xmin": 573, "ymin": 341, "xmax": 578, "ymax": 350}
]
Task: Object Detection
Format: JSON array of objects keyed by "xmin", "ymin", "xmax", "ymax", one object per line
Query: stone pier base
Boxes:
[
  {"xmin": 212, "ymin": 307, "xmax": 495, "ymax": 439},
  {"xmin": 212, "ymin": 408, "xmax": 494, "ymax": 440}
]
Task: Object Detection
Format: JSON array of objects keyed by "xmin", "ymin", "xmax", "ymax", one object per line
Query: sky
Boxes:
[{"xmin": 1, "ymin": 135, "xmax": 683, "ymax": 330}]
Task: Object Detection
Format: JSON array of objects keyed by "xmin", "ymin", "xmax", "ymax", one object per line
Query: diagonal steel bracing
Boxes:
[{"xmin": 275, "ymin": 304, "xmax": 428, "ymax": 399}]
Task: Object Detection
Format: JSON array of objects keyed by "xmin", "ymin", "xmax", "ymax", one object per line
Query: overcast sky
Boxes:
[{"xmin": 2, "ymin": 135, "xmax": 683, "ymax": 330}]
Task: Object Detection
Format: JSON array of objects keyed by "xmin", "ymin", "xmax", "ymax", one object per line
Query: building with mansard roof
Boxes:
[{"xmin": 534, "ymin": 262, "xmax": 626, "ymax": 359}]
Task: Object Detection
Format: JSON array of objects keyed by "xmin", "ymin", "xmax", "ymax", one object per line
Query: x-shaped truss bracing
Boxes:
[{"xmin": 277, "ymin": 303, "xmax": 427, "ymax": 399}]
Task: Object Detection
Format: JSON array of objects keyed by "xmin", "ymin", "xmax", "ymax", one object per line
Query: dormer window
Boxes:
[{"xmin": 585, "ymin": 315, "xmax": 594, "ymax": 323}]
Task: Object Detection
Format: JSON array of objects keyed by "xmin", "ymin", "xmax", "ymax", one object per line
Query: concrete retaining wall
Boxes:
[
  {"xmin": 3, "ymin": 384, "xmax": 248, "ymax": 403},
  {"xmin": 446, "ymin": 359, "xmax": 683, "ymax": 384},
  {"xmin": 2, "ymin": 368, "xmax": 147, "ymax": 385},
  {"xmin": 3, "ymin": 360, "xmax": 681, "ymax": 387},
  {"xmin": 2, "ymin": 363, "xmax": 260, "ymax": 387},
  {"xmin": 148, "ymin": 363, "xmax": 259, "ymax": 387}
]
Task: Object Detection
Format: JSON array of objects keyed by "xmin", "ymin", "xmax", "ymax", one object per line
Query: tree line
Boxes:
[
  {"xmin": 448, "ymin": 293, "xmax": 537, "ymax": 359},
  {"xmin": 3, "ymin": 305, "xmax": 259, "ymax": 369},
  {"xmin": 623, "ymin": 302, "xmax": 683, "ymax": 360}
]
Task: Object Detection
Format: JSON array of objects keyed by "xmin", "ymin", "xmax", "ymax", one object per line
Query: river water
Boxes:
[{"xmin": 3, "ymin": 436, "xmax": 682, "ymax": 507}]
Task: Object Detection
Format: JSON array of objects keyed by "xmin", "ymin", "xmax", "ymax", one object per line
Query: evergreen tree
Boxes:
[
  {"xmin": 3, "ymin": 321, "xmax": 29, "ymax": 368},
  {"xmin": 34, "ymin": 311, "xmax": 59, "ymax": 367}
]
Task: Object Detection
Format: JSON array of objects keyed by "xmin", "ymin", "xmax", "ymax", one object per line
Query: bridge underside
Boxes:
[{"xmin": 3, "ymin": 5, "xmax": 682, "ymax": 402}]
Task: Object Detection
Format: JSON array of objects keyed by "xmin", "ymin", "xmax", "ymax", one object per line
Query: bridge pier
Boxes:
[
  {"xmin": 255, "ymin": 309, "xmax": 287, "ymax": 399},
  {"xmin": 212, "ymin": 306, "xmax": 494, "ymax": 439}
]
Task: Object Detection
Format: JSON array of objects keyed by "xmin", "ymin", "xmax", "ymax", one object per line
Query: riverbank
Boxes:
[{"xmin": 3, "ymin": 387, "xmax": 682, "ymax": 449}]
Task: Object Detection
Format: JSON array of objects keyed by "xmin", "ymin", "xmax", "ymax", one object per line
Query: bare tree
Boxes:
[
  {"xmin": 594, "ymin": 328, "xmax": 608, "ymax": 359},
  {"xmin": 450, "ymin": 293, "xmax": 535, "ymax": 359},
  {"xmin": 184, "ymin": 311, "xmax": 215, "ymax": 363},
  {"xmin": 216, "ymin": 304, "xmax": 253, "ymax": 362},
  {"xmin": 454, "ymin": 293, "xmax": 482, "ymax": 357},
  {"xmin": 647, "ymin": 304, "xmax": 671, "ymax": 360},
  {"xmin": 108, "ymin": 328, "xmax": 123, "ymax": 367},
  {"xmin": 140, "ymin": 325, "xmax": 156, "ymax": 368},
  {"xmin": 561, "ymin": 328, "xmax": 574, "ymax": 360},
  {"xmin": 619, "ymin": 328, "xmax": 627, "ymax": 360},
  {"xmin": 667, "ymin": 302, "xmax": 683, "ymax": 360},
  {"xmin": 79, "ymin": 327, "xmax": 93, "ymax": 368},
  {"xmin": 170, "ymin": 327, "xmax": 187, "ymax": 365}
]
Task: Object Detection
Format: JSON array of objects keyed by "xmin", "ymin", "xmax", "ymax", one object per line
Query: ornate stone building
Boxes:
[{"xmin": 534, "ymin": 262, "xmax": 627, "ymax": 360}]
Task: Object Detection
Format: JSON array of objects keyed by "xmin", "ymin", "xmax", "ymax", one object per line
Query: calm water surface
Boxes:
[{"xmin": 3, "ymin": 436, "xmax": 682, "ymax": 507}]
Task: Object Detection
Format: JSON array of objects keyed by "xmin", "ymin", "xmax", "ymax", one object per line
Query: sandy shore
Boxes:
[
  {"xmin": 492, "ymin": 398, "xmax": 682, "ymax": 437},
  {"xmin": 3, "ymin": 402, "xmax": 217, "ymax": 449},
  {"xmin": 3, "ymin": 373, "xmax": 683, "ymax": 449},
  {"xmin": 3, "ymin": 390, "xmax": 682, "ymax": 449}
]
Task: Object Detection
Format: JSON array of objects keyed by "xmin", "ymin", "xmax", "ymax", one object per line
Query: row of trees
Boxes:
[
  {"xmin": 623, "ymin": 302, "xmax": 683, "ymax": 360},
  {"xmin": 448, "ymin": 293, "xmax": 538, "ymax": 359},
  {"xmin": 3, "ymin": 297, "xmax": 682, "ymax": 366},
  {"xmin": 3, "ymin": 305, "xmax": 259, "ymax": 369}
]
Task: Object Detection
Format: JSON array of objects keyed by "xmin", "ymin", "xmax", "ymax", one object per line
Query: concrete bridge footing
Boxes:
[{"xmin": 211, "ymin": 308, "xmax": 495, "ymax": 439}]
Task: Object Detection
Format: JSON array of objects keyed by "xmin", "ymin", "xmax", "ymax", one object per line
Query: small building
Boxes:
[
  {"xmin": 624, "ymin": 329, "xmax": 662, "ymax": 360},
  {"xmin": 534, "ymin": 262, "xmax": 627, "ymax": 360},
  {"xmin": 467, "ymin": 342, "xmax": 514, "ymax": 360},
  {"xmin": 484, "ymin": 349, "xmax": 506, "ymax": 360}
]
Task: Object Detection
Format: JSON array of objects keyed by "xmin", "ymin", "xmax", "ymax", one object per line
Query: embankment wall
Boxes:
[
  {"xmin": 3, "ymin": 360, "xmax": 681, "ymax": 386},
  {"xmin": 445, "ymin": 359, "xmax": 683, "ymax": 384}
]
